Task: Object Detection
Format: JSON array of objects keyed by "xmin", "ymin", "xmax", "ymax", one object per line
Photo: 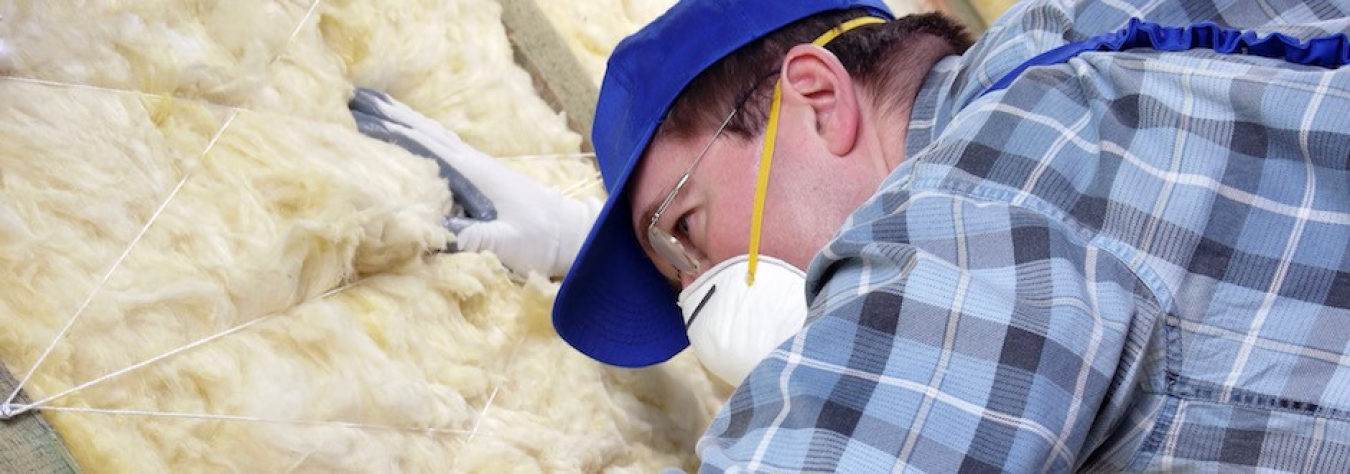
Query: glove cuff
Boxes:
[{"xmin": 549, "ymin": 195, "xmax": 602, "ymax": 277}]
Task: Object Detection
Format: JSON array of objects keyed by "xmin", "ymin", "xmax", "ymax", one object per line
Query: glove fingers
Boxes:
[
  {"xmin": 443, "ymin": 169, "xmax": 498, "ymax": 221},
  {"xmin": 440, "ymin": 217, "xmax": 483, "ymax": 254},
  {"xmin": 351, "ymin": 109, "xmax": 395, "ymax": 140},
  {"xmin": 349, "ymin": 88, "xmax": 411, "ymax": 128},
  {"xmin": 446, "ymin": 217, "xmax": 502, "ymax": 257},
  {"xmin": 351, "ymin": 89, "xmax": 543, "ymax": 216},
  {"xmin": 444, "ymin": 216, "xmax": 481, "ymax": 235},
  {"xmin": 351, "ymin": 87, "xmax": 462, "ymax": 151},
  {"xmin": 350, "ymin": 91, "xmax": 499, "ymax": 220},
  {"xmin": 448, "ymin": 220, "xmax": 547, "ymax": 276},
  {"xmin": 352, "ymin": 109, "xmax": 499, "ymax": 221}
]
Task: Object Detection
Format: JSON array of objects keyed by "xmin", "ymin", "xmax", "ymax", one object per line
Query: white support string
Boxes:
[
  {"xmin": 27, "ymin": 406, "xmax": 481, "ymax": 438},
  {"xmin": 498, "ymin": 153, "xmax": 603, "ymax": 198},
  {"xmin": 0, "ymin": 0, "xmax": 320, "ymax": 99},
  {"xmin": 560, "ymin": 171, "xmax": 603, "ymax": 198},
  {"xmin": 14, "ymin": 313, "xmax": 270, "ymax": 415},
  {"xmin": 3, "ymin": 109, "xmax": 241, "ymax": 410},
  {"xmin": 449, "ymin": 334, "xmax": 530, "ymax": 472},
  {"xmin": 1, "ymin": 1, "xmax": 555, "ymax": 448},
  {"xmin": 2, "ymin": 0, "xmax": 324, "ymax": 412},
  {"xmin": 265, "ymin": 0, "xmax": 323, "ymax": 69},
  {"xmin": 1, "ymin": 75, "xmax": 166, "ymax": 99},
  {"xmin": 466, "ymin": 385, "xmax": 500, "ymax": 446},
  {"xmin": 0, "ymin": 280, "xmax": 362, "ymax": 420}
]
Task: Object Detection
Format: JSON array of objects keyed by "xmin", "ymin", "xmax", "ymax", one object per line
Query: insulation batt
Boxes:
[
  {"xmin": 0, "ymin": 0, "xmax": 939, "ymax": 471},
  {"xmin": 537, "ymin": 1, "xmax": 936, "ymax": 85}
]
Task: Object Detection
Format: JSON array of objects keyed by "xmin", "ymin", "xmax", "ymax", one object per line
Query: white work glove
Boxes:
[{"xmin": 349, "ymin": 88, "xmax": 600, "ymax": 278}]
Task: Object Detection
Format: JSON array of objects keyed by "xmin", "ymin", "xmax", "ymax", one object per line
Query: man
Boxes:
[{"xmin": 351, "ymin": 0, "xmax": 1350, "ymax": 470}]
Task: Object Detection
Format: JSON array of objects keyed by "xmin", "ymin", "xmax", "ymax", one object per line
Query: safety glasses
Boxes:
[{"xmin": 646, "ymin": 107, "xmax": 737, "ymax": 276}]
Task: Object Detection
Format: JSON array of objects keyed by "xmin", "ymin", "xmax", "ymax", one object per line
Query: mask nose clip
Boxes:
[{"xmin": 684, "ymin": 285, "xmax": 717, "ymax": 330}]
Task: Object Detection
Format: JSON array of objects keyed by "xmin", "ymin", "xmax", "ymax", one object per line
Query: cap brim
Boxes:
[{"xmin": 552, "ymin": 166, "xmax": 688, "ymax": 367}]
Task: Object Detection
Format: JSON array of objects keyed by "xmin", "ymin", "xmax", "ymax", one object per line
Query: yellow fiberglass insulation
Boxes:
[
  {"xmin": 536, "ymin": 0, "xmax": 938, "ymax": 85},
  {"xmin": 0, "ymin": 0, "xmax": 730, "ymax": 471}
]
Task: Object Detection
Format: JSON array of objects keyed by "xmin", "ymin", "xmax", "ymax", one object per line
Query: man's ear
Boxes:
[{"xmin": 779, "ymin": 44, "xmax": 860, "ymax": 156}]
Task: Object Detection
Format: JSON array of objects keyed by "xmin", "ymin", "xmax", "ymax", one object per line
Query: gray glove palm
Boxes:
[{"xmin": 349, "ymin": 88, "xmax": 599, "ymax": 278}]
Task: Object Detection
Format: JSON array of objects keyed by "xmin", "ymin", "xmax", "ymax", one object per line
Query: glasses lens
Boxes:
[{"xmin": 648, "ymin": 226, "xmax": 699, "ymax": 275}]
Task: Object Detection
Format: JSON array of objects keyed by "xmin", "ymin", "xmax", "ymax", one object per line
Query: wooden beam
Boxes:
[
  {"xmin": 499, "ymin": 0, "xmax": 599, "ymax": 153},
  {"xmin": 0, "ymin": 364, "xmax": 80, "ymax": 474},
  {"xmin": 932, "ymin": 0, "xmax": 990, "ymax": 35}
]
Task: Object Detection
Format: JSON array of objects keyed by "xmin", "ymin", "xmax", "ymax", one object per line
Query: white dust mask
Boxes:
[{"xmin": 678, "ymin": 254, "xmax": 808, "ymax": 387}]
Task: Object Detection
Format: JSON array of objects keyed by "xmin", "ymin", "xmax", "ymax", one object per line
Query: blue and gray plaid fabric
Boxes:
[{"xmin": 697, "ymin": 0, "xmax": 1350, "ymax": 471}]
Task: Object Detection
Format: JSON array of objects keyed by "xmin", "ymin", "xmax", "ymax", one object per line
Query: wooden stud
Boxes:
[
  {"xmin": 0, "ymin": 363, "xmax": 80, "ymax": 473},
  {"xmin": 931, "ymin": 0, "xmax": 990, "ymax": 35},
  {"xmin": 499, "ymin": 0, "xmax": 599, "ymax": 152}
]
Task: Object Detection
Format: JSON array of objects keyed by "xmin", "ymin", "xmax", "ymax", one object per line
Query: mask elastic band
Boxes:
[
  {"xmin": 745, "ymin": 15, "xmax": 887, "ymax": 285},
  {"xmin": 812, "ymin": 16, "xmax": 887, "ymax": 47},
  {"xmin": 747, "ymin": 82, "xmax": 782, "ymax": 286}
]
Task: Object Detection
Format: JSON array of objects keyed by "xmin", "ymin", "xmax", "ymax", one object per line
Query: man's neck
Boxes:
[{"xmin": 871, "ymin": 34, "xmax": 960, "ymax": 172}]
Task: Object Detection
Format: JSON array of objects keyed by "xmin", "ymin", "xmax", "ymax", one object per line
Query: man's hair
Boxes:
[{"xmin": 657, "ymin": 10, "xmax": 973, "ymax": 141}]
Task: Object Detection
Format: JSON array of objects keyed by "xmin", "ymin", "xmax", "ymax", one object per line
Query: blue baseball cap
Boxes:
[{"xmin": 553, "ymin": 0, "xmax": 895, "ymax": 367}]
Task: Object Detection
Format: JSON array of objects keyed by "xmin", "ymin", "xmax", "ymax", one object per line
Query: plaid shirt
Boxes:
[{"xmin": 697, "ymin": 0, "xmax": 1350, "ymax": 471}]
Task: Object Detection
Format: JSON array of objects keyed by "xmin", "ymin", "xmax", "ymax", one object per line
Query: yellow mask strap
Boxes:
[
  {"xmin": 745, "ymin": 15, "xmax": 886, "ymax": 285},
  {"xmin": 812, "ymin": 16, "xmax": 887, "ymax": 47}
]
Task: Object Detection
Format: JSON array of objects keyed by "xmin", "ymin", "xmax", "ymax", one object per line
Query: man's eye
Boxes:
[{"xmin": 675, "ymin": 214, "xmax": 692, "ymax": 237}]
